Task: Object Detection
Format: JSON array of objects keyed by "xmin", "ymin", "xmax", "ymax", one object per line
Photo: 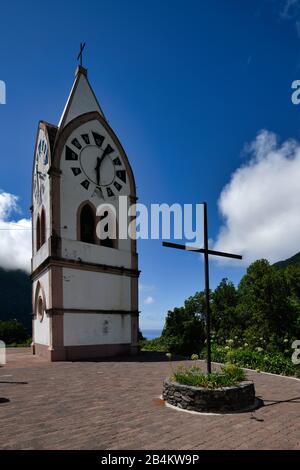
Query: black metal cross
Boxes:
[
  {"xmin": 77, "ymin": 42, "xmax": 86, "ymax": 67},
  {"xmin": 162, "ymin": 202, "xmax": 242, "ymax": 374}
]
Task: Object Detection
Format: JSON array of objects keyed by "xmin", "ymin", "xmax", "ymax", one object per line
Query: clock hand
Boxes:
[
  {"xmin": 95, "ymin": 156, "xmax": 101, "ymax": 186},
  {"xmin": 99, "ymin": 146, "xmax": 109, "ymax": 164},
  {"xmin": 95, "ymin": 145, "xmax": 114, "ymax": 185},
  {"xmin": 99, "ymin": 144, "xmax": 114, "ymax": 165},
  {"xmin": 35, "ymin": 164, "xmax": 39, "ymax": 189}
]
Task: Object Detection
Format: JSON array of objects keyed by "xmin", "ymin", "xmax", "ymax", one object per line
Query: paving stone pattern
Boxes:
[{"xmin": 0, "ymin": 348, "xmax": 299, "ymax": 450}]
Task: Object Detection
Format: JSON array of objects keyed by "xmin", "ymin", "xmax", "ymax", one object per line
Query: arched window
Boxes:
[
  {"xmin": 80, "ymin": 204, "xmax": 96, "ymax": 244},
  {"xmin": 36, "ymin": 216, "xmax": 41, "ymax": 251},
  {"xmin": 99, "ymin": 210, "xmax": 117, "ymax": 249},
  {"xmin": 40, "ymin": 209, "xmax": 46, "ymax": 246},
  {"xmin": 37, "ymin": 296, "xmax": 44, "ymax": 322}
]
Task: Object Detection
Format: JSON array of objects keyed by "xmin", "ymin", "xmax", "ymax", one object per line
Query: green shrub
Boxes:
[
  {"xmin": 173, "ymin": 363, "xmax": 246, "ymax": 389},
  {"xmin": 139, "ymin": 337, "xmax": 168, "ymax": 352},
  {"xmin": 7, "ymin": 338, "xmax": 32, "ymax": 347},
  {"xmin": 205, "ymin": 344, "xmax": 299, "ymax": 377},
  {"xmin": 0, "ymin": 319, "xmax": 30, "ymax": 345}
]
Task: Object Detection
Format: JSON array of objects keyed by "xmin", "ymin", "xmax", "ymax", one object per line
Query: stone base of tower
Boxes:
[
  {"xmin": 64, "ymin": 343, "xmax": 132, "ymax": 361},
  {"xmin": 33, "ymin": 342, "xmax": 138, "ymax": 362},
  {"xmin": 33, "ymin": 343, "xmax": 67, "ymax": 361}
]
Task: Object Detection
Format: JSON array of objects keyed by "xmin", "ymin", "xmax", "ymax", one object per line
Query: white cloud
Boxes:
[
  {"xmin": 144, "ymin": 296, "xmax": 155, "ymax": 305},
  {"xmin": 279, "ymin": 0, "xmax": 300, "ymax": 36},
  {"xmin": 140, "ymin": 283, "xmax": 155, "ymax": 293},
  {"xmin": 214, "ymin": 130, "xmax": 300, "ymax": 265},
  {"xmin": 280, "ymin": 0, "xmax": 299, "ymax": 19},
  {"xmin": 0, "ymin": 191, "xmax": 31, "ymax": 273}
]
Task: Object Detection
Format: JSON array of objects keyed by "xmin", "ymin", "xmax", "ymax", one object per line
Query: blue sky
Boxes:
[{"xmin": 1, "ymin": 0, "xmax": 300, "ymax": 330}]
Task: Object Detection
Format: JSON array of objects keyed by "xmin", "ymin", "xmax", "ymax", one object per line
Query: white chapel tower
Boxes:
[{"xmin": 31, "ymin": 63, "xmax": 139, "ymax": 361}]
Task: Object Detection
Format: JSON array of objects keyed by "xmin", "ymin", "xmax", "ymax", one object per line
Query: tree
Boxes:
[
  {"xmin": 159, "ymin": 259, "xmax": 300, "ymax": 356},
  {"xmin": 283, "ymin": 266, "xmax": 300, "ymax": 338},
  {"xmin": 237, "ymin": 259, "xmax": 295, "ymax": 350},
  {"xmin": 161, "ymin": 292, "xmax": 206, "ymax": 355},
  {"xmin": 211, "ymin": 278, "xmax": 238, "ymax": 341},
  {"xmin": 0, "ymin": 320, "xmax": 30, "ymax": 344}
]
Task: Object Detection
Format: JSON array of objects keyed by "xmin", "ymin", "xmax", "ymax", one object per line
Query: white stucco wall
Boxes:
[
  {"xmin": 62, "ymin": 268, "xmax": 131, "ymax": 311},
  {"xmin": 61, "ymin": 238, "xmax": 132, "ymax": 268},
  {"xmin": 63, "ymin": 313, "xmax": 131, "ymax": 346},
  {"xmin": 33, "ymin": 314, "xmax": 50, "ymax": 346},
  {"xmin": 32, "ymin": 270, "xmax": 50, "ymax": 345},
  {"xmin": 58, "ymin": 74, "xmax": 104, "ymax": 128},
  {"xmin": 32, "ymin": 239, "xmax": 50, "ymax": 272}
]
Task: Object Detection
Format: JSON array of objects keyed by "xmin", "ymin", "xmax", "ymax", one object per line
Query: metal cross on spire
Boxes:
[
  {"xmin": 77, "ymin": 42, "xmax": 86, "ymax": 67},
  {"xmin": 162, "ymin": 202, "xmax": 242, "ymax": 374}
]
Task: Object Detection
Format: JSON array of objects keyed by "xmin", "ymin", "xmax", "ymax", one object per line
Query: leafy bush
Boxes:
[
  {"xmin": 7, "ymin": 338, "xmax": 32, "ymax": 348},
  {"xmin": 205, "ymin": 344, "xmax": 299, "ymax": 377},
  {"xmin": 139, "ymin": 337, "xmax": 168, "ymax": 352},
  {"xmin": 173, "ymin": 363, "xmax": 246, "ymax": 389},
  {"xmin": 207, "ymin": 262, "xmax": 300, "ymax": 353},
  {"xmin": 0, "ymin": 320, "xmax": 30, "ymax": 345}
]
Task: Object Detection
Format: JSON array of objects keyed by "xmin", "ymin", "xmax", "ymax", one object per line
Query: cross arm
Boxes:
[{"xmin": 162, "ymin": 241, "xmax": 242, "ymax": 260}]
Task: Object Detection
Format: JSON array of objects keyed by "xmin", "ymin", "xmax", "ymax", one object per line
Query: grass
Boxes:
[{"xmin": 172, "ymin": 363, "xmax": 246, "ymax": 389}]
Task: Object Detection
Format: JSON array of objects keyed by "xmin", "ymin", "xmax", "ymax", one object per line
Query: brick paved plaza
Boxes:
[{"xmin": 0, "ymin": 348, "xmax": 299, "ymax": 450}]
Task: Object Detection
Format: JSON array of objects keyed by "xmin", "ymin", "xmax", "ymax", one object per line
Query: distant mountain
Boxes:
[
  {"xmin": 273, "ymin": 252, "xmax": 300, "ymax": 270},
  {"xmin": 0, "ymin": 267, "xmax": 32, "ymax": 332}
]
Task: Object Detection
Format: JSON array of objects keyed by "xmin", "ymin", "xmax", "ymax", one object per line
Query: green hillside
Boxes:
[
  {"xmin": 273, "ymin": 252, "xmax": 300, "ymax": 270},
  {"xmin": 0, "ymin": 267, "xmax": 32, "ymax": 332}
]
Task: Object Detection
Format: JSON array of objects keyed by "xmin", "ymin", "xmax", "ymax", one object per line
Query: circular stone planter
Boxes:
[{"xmin": 163, "ymin": 378, "xmax": 257, "ymax": 413}]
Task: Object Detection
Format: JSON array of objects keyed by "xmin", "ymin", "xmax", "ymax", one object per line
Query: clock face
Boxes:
[
  {"xmin": 80, "ymin": 145, "xmax": 115, "ymax": 186},
  {"xmin": 34, "ymin": 133, "xmax": 48, "ymax": 205},
  {"xmin": 64, "ymin": 130, "xmax": 127, "ymax": 199}
]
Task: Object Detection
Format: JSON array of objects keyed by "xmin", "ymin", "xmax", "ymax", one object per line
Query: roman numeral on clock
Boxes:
[
  {"xmin": 92, "ymin": 132, "xmax": 105, "ymax": 147},
  {"xmin": 106, "ymin": 187, "xmax": 114, "ymax": 197},
  {"xmin": 81, "ymin": 134, "xmax": 90, "ymax": 145},
  {"xmin": 71, "ymin": 138, "xmax": 82, "ymax": 150},
  {"xmin": 65, "ymin": 146, "xmax": 78, "ymax": 161},
  {"xmin": 104, "ymin": 144, "xmax": 114, "ymax": 156},
  {"xmin": 81, "ymin": 179, "xmax": 90, "ymax": 190},
  {"xmin": 116, "ymin": 170, "xmax": 126, "ymax": 183},
  {"xmin": 71, "ymin": 167, "xmax": 82, "ymax": 176},
  {"xmin": 113, "ymin": 157, "xmax": 121, "ymax": 166},
  {"xmin": 114, "ymin": 181, "xmax": 122, "ymax": 192}
]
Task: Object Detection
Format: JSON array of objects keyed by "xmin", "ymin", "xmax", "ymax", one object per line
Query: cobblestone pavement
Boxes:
[{"xmin": 0, "ymin": 348, "xmax": 299, "ymax": 450}]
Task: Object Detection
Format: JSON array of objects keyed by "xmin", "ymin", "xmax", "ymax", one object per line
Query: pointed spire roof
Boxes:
[{"xmin": 58, "ymin": 66, "xmax": 105, "ymax": 129}]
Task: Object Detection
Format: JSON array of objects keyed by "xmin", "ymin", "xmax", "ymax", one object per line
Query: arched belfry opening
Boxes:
[
  {"xmin": 40, "ymin": 209, "xmax": 46, "ymax": 246},
  {"xmin": 99, "ymin": 210, "xmax": 118, "ymax": 249},
  {"xmin": 36, "ymin": 216, "xmax": 41, "ymax": 251},
  {"xmin": 79, "ymin": 203, "xmax": 96, "ymax": 244}
]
